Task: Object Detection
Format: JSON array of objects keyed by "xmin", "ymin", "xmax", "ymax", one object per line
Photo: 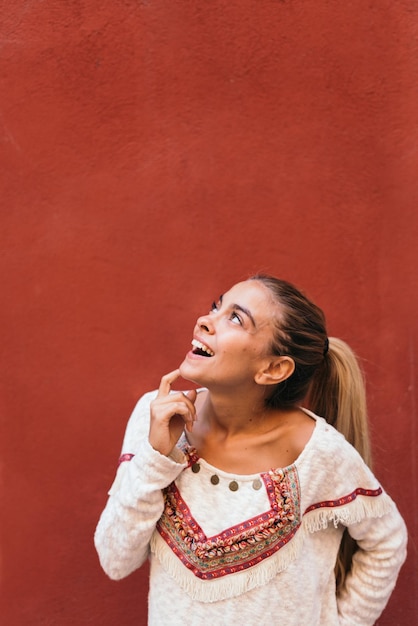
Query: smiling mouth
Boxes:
[{"xmin": 191, "ymin": 339, "xmax": 214, "ymax": 357}]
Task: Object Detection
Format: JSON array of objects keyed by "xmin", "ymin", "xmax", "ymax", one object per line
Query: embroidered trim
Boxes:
[
  {"xmin": 156, "ymin": 446, "xmax": 301, "ymax": 580},
  {"xmin": 118, "ymin": 453, "xmax": 135, "ymax": 466},
  {"xmin": 304, "ymin": 487, "xmax": 383, "ymax": 515}
]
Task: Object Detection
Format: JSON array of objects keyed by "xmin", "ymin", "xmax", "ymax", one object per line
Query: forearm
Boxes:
[
  {"xmin": 337, "ymin": 499, "xmax": 407, "ymax": 625},
  {"xmin": 94, "ymin": 437, "xmax": 186, "ymax": 580}
]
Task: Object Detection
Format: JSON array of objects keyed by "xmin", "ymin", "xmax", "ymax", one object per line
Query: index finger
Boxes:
[{"xmin": 157, "ymin": 369, "xmax": 181, "ymax": 397}]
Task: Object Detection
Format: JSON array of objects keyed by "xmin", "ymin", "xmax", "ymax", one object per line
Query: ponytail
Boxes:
[
  {"xmin": 249, "ymin": 276, "xmax": 373, "ymax": 592},
  {"xmin": 307, "ymin": 337, "xmax": 372, "ymax": 592},
  {"xmin": 308, "ymin": 337, "xmax": 371, "ymax": 466}
]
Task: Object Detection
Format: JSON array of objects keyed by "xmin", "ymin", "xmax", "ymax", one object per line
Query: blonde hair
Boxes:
[
  {"xmin": 308, "ymin": 337, "xmax": 371, "ymax": 466},
  {"xmin": 307, "ymin": 337, "xmax": 371, "ymax": 591},
  {"xmin": 249, "ymin": 276, "xmax": 372, "ymax": 592}
]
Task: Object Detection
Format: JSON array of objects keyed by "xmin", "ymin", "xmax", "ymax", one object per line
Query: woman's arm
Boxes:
[
  {"xmin": 337, "ymin": 499, "xmax": 407, "ymax": 625},
  {"xmin": 94, "ymin": 374, "xmax": 196, "ymax": 580},
  {"xmin": 94, "ymin": 437, "xmax": 186, "ymax": 580}
]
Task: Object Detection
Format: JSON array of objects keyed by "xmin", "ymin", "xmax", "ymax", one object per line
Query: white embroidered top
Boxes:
[{"xmin": 94, "ymin": 391, "xmax": 407, "ymax": 626}]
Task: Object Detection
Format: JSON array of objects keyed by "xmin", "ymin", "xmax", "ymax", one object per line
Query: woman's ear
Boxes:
[{"xmin": 255, "ymin": 356, "xmax": 295, "ymax": 386}]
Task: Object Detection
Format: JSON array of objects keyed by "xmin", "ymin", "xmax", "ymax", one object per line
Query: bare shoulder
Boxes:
[
  {"xmin": 287, "ymin": 408, "xmax": 316, "ymax": 456},
  {"xmin": 262, "ymin": 408, "xmax": 316, "ymax": 468}
]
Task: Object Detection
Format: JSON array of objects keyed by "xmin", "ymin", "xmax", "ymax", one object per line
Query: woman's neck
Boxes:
[
  {"xmin": 189, "ymin": 389, "xmax": 313, "ymax": 474},
  {"xmin": 196, "ymin": 387, "xmax": 278, "ymax": 438}
]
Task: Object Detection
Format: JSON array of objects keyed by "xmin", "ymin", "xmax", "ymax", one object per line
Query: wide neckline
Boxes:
[{"xmin": 180, "ymin": 400, "xmax": 321, "ymax": 479}]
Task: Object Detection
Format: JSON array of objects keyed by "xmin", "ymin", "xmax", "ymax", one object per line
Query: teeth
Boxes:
[{"xmin": 191, "ymin": 339, "xmax": 214, "ymax": 356}]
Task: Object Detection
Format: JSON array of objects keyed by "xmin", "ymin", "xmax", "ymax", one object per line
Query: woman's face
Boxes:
[{"xmin": 179, "ymin": 280, "xmax": 280, "ymax": 390}]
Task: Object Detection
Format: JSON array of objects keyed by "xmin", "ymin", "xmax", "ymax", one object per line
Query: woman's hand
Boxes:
[{"xmin": 149, "ymin": 369, "xmax": 197, "ymax": 456}]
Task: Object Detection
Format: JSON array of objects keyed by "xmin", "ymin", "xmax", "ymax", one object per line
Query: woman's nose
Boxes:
[{"xmin": 197, "ymin": 314, "xmax": 214, "ymax": 334}]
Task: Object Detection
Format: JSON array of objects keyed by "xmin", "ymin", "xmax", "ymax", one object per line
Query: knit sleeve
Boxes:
[
  {"xmin": 337, "ymin": 495, "xmax": 407, "ymax": 626},
  {"xmin": 298, "ymin": 418, "xmax": 407, "ymax": 625},
  {"xmin": 94, "ymin": 393, "xmax": 187, "ymax": 580}
]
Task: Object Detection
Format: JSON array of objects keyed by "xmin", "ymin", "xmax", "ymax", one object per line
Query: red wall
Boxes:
[{"xmin": 1, "ymin": 1, "xmax": 417, "ymax": 624}]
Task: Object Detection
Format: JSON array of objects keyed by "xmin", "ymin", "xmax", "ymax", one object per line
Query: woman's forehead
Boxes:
[
  {"xmin": 223, "ymin": 281, "xmax": 280, "ymax": 321},
  {"xmin": 224, "ymin": 280, "xmax": 274, "ymax": 303}
]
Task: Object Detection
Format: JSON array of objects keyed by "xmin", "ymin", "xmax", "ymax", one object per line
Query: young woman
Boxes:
[{"xmin": 95, "ymin": 275, "xmax": 407, "ymax": 625}]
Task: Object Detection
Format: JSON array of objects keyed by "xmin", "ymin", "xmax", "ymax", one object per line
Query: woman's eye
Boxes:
[
  {"xmin": 210, "ymin": 301, "xmax": 218, "ymax": 313},
  {"xmin": 230, "ymin": 311, "xmax": 242, "ymax": 325}
]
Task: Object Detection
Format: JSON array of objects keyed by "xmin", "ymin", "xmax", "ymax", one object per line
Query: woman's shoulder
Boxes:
[
  {"xmin": 296, "ymin": 408, "xmax": 381, "ymax": 500},
  {"xmin": 299, "ymin": 407, "xmax": 359, "ymax": 459},
  {"xmin": 131, "ymin": 389, "xmax": 159, "ymax": 414}
]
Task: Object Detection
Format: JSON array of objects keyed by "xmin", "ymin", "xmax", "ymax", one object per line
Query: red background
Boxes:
[{"xmin": 1, "ymin": 1, "xmax": 417, "ymax": 624}]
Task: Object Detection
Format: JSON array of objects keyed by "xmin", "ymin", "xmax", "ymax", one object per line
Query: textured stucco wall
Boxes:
[{"xmin": 1, "ymin": 1, "xmax": 417, "ymax": 624}]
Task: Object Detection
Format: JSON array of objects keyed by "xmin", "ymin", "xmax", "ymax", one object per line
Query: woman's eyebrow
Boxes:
[
  {"xmin": 218, "ymin": 294, "xmax": 256, "ymax": 327},
  {"xmin": 234, "ymin": 304, "xmax": 256, "ymax": 327}
]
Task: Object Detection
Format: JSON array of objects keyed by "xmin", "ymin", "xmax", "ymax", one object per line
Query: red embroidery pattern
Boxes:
[
  {"xmin": 118, "ymin": 453, "xmax": 135, "ymax": 466},
  {"xmin": 304, "ymin": 487, "xmax": 383, "ymax": 514},
  {"xmin": 156, "ymin": 447, "xmax": 301, "ymax": 580},
  {"xmin": 122, "ymin": 446, "xmax": 383, "ymax": 581}
]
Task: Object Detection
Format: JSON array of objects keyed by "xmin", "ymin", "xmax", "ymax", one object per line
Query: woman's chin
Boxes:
[{"xmin": 179, "ymin": 359, "xmax": 201, "ymax": 385}]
